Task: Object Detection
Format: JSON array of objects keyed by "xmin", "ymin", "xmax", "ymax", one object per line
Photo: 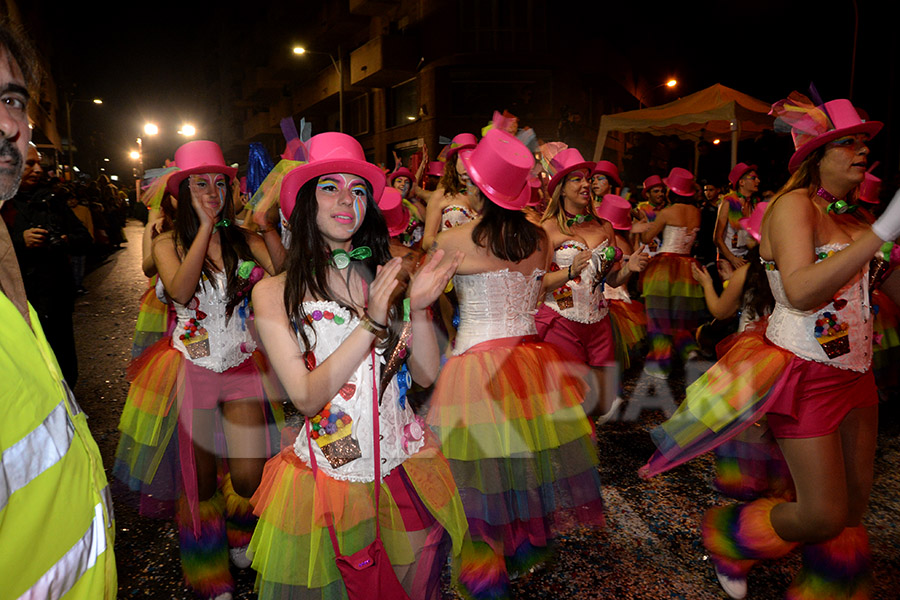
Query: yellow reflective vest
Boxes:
[{"xmin": 0, "ymin": 293, "xmax": 116, "ymax": 599}]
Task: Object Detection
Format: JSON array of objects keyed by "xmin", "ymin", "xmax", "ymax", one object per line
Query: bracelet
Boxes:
[
  {"xmin": 567, "ymin": 264, "xmax": 574, "ymax": 280},
  {"xmin": 257, "ymin": 227, "xmax": 273, "ymax": 234},
  {"xmin": 359, "ymin": 314, "xmax": 389, "ymax": 341}
]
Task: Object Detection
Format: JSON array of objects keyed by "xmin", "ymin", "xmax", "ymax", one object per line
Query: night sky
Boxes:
[{"xmin": 26, "ymin": 0, "xmax": 898, "ymax": 183}]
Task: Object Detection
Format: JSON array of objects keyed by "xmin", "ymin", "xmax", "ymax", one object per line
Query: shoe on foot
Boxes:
[
  {"xmin": 596, "ymin": 396, "xmax": 625, "ymax": 425},
  {"xmin": 713, "ymin": 563, "xmax": 747, "ymax": 599},
  {"xmin": 229, "ymin": 545, "xmax": 251, "ymax": 569}
]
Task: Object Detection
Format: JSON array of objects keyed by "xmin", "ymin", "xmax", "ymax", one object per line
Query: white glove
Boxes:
[{"xmin": 872, "ymin": 188, "xmax": 900, "ymax": 242}]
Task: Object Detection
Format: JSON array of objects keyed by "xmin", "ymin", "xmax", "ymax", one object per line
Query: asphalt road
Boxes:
[{"xmin": 71, "ymin": 220, "xmax": 900, "ymax": 599}]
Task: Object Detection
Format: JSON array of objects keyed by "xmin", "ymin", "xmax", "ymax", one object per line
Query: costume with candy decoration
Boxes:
[{"xmin": 249, "ymin": 302, "xmax": 469, "ymax": 599}]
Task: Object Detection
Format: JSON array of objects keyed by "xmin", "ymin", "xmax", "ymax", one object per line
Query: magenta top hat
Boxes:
[
  {"xmin": 526, "ymin": 176, "xmax": 543, "ymax": 207},
  {"xmin": 280, "ymin": 132, "xmax": 385, "ymax": 219},
  {"xmin": 166, "ymin": 140, "xmax": 238, "ymax": 196},
  {"xmin": 738, "ymin": 202, "xmax": 769, "ymax": 243},
  {"xmin": 377, "ymin": 187, "xmax": 410, "ymax": 237},
  {"xmin": 859, "ymin": 172, "xmax": 881, "ymax": 204},
  {"xmin": 548, "ymin": 148, "xmax": 594, "ymax": 196},
  {"xmin": 594, "ymin": 195, "xmax": 632, "ymax": 231},
  {"xmin": 663, "ymin": 167, "xmax": 697, "ymax": 197},
  {"xmin": 425, "ymin": 161, "xmax": 445, "ymax": 178},
  {"xmin": 591, "ymin": 160, "xmax": 623, "ymax": 186},
  {"xmin": 388, "ymin": 167, "xmax": 414, "ymax": 185},
  {"xmin": 642, "ymin": 175, "xmax": 664, "ymax": 195},
  {"xmin": 728, "ymin": 162, "xmax": 758, "ymax": 188},
  {"xmin": 446, "ymin": 133, "xmax": 478, "ymax": 159},
  {"xmin": 460, "ymin": 128, "xmax": 534, "ymax": 211},
  {"xmin": 771, "ymin": 97, "xmax": 883, "ymax": 173}
]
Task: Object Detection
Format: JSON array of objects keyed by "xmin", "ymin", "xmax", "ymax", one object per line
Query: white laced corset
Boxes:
[
  {"xmin": 452, "ymin": 268, "xmax": 545, "ymax": 355},
  {"xmin": 171, "ymin": 271, "xmax": 256, "ymax": 372},
  {"xmin": 765, "ymin": 244, "xmax": 872, "ymax": 372},
  {"xmin": 658, "ymin": 225, "xmax": 698, "ymax": 254},
  {"xmin": 441, "ymin": 204, "xmax": 477, "ymax": 231},
  {"xmin": 542, "ymin": 241, "xmax": 610, "ymax": 323},
  {"xmin": 291, "ymin": 301, "xmax": 424, "ymax": 482}
]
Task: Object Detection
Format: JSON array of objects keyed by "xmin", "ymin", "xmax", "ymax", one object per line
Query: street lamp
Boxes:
[
  {"xmin": 64, "ymin": 95, "xmax": 103, "ymax": 180},
  {"xmin": 638, "ymin": 78, "xmax": 678, "ymax": 109},
  {"xmin": 293, "ymin": 45, "xmax": 343, "ymax": 132},
  {"xmin": 179, "ymin": 124, "xmax": 196, "ymax": 137}
]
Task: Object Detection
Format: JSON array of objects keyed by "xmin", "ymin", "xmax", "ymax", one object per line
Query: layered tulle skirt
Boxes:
[
  {"xmin": 640, "ymin": 253, "xmax": 707, "ymax": 372},
  {"xmin": 132, "ymin": 275, "xmax": 171, "ymax": 359},
  {"xmin": 426, "ymin": 336, "xmax": 604, "ymax": 598},
  {"xmin": 248, "ymin": 435, "xmax": 470, "ymax": 600},
  {"xmin": 114, "ymin": 338, "xmax": 284, "ymax": 522}
]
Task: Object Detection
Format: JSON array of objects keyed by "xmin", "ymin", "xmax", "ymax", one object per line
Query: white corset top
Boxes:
[
  {"xmin": 171, "ymin": 271, "xmax": 256, "ymax": 372},
  {"xmin": 291, "ymin": 301, "xmax": 424, "ymax": 482},
  {"xmin": 543, "ymin": 240, "xmax": 610, "ymax": 323},
  {"xmin": 659, "ymin": 225, "xmax": 698, "ymax": 254},
  {"xmin": 765, "ymin": 244, "xmax": 872, "ymax": 372},
  {"xmin": 452, "ymin": 268, "xmax": 545, "ymax": 355},
  {"xmin": 441, "ymin": 204, "xmax": 478, "ymax": 231}
]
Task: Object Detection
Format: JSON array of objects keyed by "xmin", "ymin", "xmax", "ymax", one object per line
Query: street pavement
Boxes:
[{"xmin": 71, "ymin": 220, "xmax": 900, "ymax": 599}]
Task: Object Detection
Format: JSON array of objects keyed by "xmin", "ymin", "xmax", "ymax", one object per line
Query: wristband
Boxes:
[
  {"xmin": 359, "ymin": 315, "xmax": 388, "ymax": 341},
  {"xmin": 567, "ymin": 264, "xmax": 573, "ymax": 280}
]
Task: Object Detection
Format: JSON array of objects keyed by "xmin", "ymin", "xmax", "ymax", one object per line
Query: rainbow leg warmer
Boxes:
[
  {"xmin": 786, "ymin": 526, "xmax": 873, "ymax": 600},
  {"xmin": 702, "ymin": 497, "xmax": 798, "ymax": 580},
  {"xmin": 221, "ymin": 473, "xmax": 256, "ymax": 549},
  {"xmin": 177, "ymin": 492, "xmax": 233, "ymax": 599}
]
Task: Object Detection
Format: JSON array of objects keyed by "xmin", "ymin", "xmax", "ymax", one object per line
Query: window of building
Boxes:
[
  {"xmin": 348, "ymin": 93, "xmax": 370, "ymax": 136},
  {"xmin": 387, "ymin": 78, "xmax": 418, "ymax": 129}
]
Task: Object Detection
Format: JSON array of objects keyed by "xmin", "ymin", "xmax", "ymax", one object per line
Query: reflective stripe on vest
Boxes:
[
  {"xmin": 0, "ymin": 400, "xmax": 73, "ymax": 512},
  {"xmin": 16, "ymin": 499, "xmax": 110, "ymax": 600}
]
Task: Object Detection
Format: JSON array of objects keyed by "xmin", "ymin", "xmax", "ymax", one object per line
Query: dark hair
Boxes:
[
  {"xmin": 438, "ymin": 156, "xmax": 466, "ymax": 196},
  {"xmin": 282, "ymin": 176, "xmax": 400, "ymax": 353},
  {"xmin": 173, "ymin": 177, "xmax": 255, "ymax": 318},
  {"xmin": 742, "ymin": 246, "xmax": 775, "ymax": 321},
  {"xmin": 472, "ymin": 192, "xmax": 544, "ymax": 262},
  {"xmin": 0, "ymin": 19, "xmax": 40, "ymax": 91},
  {"xmin": 668, "ymin": 190, "xmax": 697, "ymax": 206}
]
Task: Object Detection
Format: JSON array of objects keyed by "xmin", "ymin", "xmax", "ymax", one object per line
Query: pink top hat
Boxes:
[
  {"xmin": 738, "ymin": 202, "xmax": 768, "ymax": 243},
  {"xmin": 591, "ymin": 160, "xmax": 623, "ymax": 186},
  {"xmin": 642, "ymin": 175, "xmax": 664, "ymax": 196},
  {"xmin": 728, "ymin": 162, "xmax": 758, "ymax": 188},
  {"xmin": 425, "ymin": 161, "xmax": 445, "ymax": 178},
  {"xmin": 280, "ymin": 132, "xmax": 385, "ymax": 219},
  {"xmin": 460, "ymin": 128, "xmax": 534, "ymax": 211},
  {"xmin": 594, "ymin": 194, "xmax": 632, "ymax": 231},
  {"xmin": 859, "ymin": 172, "xmax": 881, "ymax": 204},
  {"xmin": 388, "ymin": 167, "xmax": 414, "ymax": 185},
  {"xmin": 445, "ymin": 133, "xmax": 478, "ymax": 159},
  {"xmin": 548, "ymin": 148, "xmax": 594, "ymax": 196},
  {"xmin": 166, "ymin": 140, "xmax": 238, "ymax": 196},
  {"xmin": 663, "ymin": 167, "xmax": 697, "ymax": 197},
  {"xmin": 377, "ymin": 187, "xmax": 410, "ymax": 237},
  {"xmin": 775, "ymin": 98, "xmax": 883, "ymax": 173},
  {"xmin": 526, "ymin": 176, "xmax": 543, "ymax": 207}
]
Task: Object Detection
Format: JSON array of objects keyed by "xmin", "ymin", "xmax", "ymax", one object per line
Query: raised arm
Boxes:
[{"xmin": 420, "ymin": 191, "xmax": 446, "ymax": 250}]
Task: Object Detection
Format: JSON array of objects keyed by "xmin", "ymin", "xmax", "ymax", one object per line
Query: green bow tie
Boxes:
[
  {"xmin": 331, "ymin": 246, "xmax": 372, "ymax": 269},
  {"xmin": 215, "ymin": 219, "xmax": 231, "ymax": 229},
  {"xmin": 826, "ymin": 199, "xmax": 858, "ymax": 215},
  {"xmin": 566, "ymin": 213, "xmax": 594, "ymax": 227}
]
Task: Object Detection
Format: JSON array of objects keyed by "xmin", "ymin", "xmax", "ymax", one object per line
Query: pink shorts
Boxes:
[
  {"xmin": 534, "ymin": 304, "xmax": 616, "ymax": 368},
  {"xmin": 182, "ymin": 356, "xmax": 265, "ymax": 410},
  {"xmin": 766, "ymin": 358, "xmax": 878, "ymax": 439}
]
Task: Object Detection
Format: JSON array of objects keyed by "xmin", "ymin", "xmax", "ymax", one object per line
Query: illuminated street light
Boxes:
[
  {"xmin": 129, "ymin": 150, "xmax": 140, "ymax": 160},
  {"xmin": 64, "ymin": 94, "xmax": 103, "ymax": 180},
  {"xmin": 665, "ymin": 79, "xmax": 678, "ymax": 88},
  {"xmin": 179, "ymin": 124, "xmax": 197, "ymax": 137},
  {"xmin": 93, "ymin": 98, "xmax": 103, "ymax": 104},
  {"xmin": 103, "ymin": 158, "xmax": 110, "ymax": 162},
  {"xmin": 293, "ymin": 45, "xmax": 343, "ymax": 132},
  {"xmin": 144, "ymin": 123, "xmax": 159, "ymax": 136},
  {"xmin": 712, "ymin": 139, "xmax": 721, "ymax": 145},
  {"xmin": 638, "ymin": 78, "xmax": 679, "ymax": 108}
]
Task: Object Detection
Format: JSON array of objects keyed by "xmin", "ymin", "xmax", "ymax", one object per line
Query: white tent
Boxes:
[{"xmin": 592, "ymin": 84, "xmax": 774, "ymax": 170}]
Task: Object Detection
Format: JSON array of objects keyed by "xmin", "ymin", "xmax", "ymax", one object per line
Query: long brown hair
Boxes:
[
  {"xmin": 437, "ymin": 156, "xmax": 466, "ymax": 196},
  {"xmin": 472, "ymin": 192, "xmax": 544, "ymax": 262},
  {"xmin": 541, "ymin": 178, "xmax": 575, "ymax": 235}
]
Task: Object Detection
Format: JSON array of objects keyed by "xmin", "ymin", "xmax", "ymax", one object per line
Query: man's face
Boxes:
[
  {"xmin": 21, "ymin": 144, "xmax": 42, "ymax": 190},
  {"xmin": 0, "ymin": 48, "xmax": 30, "ymax": 202}
]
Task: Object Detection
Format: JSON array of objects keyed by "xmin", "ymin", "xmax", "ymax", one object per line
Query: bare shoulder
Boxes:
[{"xmin": 252, "ymin": 272, "xmax": 285, "ymax": 305}]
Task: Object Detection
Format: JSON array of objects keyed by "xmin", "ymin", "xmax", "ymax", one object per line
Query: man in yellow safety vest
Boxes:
[{"xmin": 0, "ymin": 18, "xmax": 117, "ymax": 598}]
